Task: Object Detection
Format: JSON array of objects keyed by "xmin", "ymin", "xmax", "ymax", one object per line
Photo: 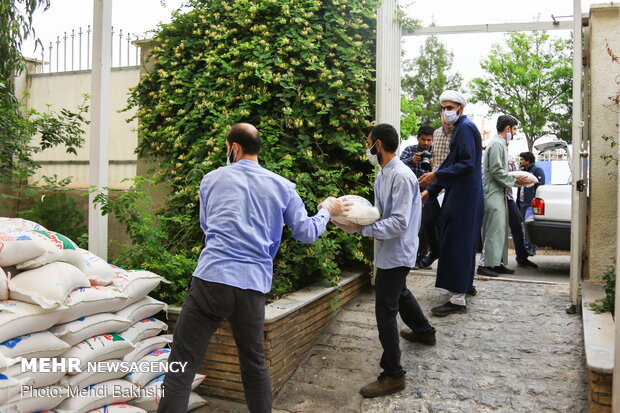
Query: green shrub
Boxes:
[
  {"xmin": 121, "ymin": 0, "xmax": 379, "ymax": 304},
  {"xmin": 590, "ymin": 264, "xmax": 615, "ymax": 315}
]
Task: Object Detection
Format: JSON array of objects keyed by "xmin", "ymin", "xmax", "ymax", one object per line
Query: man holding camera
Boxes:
[{"xmin": 400, "ymin": 125, "xmax": 435, "ymax": 265}]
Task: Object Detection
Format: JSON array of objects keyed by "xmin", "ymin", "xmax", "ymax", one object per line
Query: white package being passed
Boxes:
[
  {"xmin": 508, "ymin": 171, "xmax": 539, "ymax": 188},
  {"xmin": 331, "ymin": 195, "xmax": 380, "ymax": 226}
]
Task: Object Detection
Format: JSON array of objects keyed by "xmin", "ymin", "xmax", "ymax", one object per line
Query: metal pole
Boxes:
[
  {"xmin": 568, "ymin": 0, "xmax": 583, "ymax": 312},
  {"xmin": 89, "ymin": 0, "xmax": 112, "ymax": 260},
  {"xmin": 614, "ymin": 6, "xmax": 620, "ymax": 411}
]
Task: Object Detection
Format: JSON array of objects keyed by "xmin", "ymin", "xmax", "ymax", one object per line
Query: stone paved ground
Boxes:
[
  {"xmin": 273, "ymin": 274, "xmax": 588, "ymax": 413},
  {"xmin": 198, "ymin": 255, "xmax": 588, "ymax": 413}
]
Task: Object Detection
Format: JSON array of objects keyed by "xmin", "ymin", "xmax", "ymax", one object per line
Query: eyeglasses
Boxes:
[{"xmin": 440, "ymin": 105, "xmax": 458, "ymax": 111}]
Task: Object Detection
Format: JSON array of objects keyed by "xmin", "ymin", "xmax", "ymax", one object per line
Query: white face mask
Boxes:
[
  {"xmin": 506, "ymin": 131, "xmax": 513, "ymax": 143},
  {"xmin": 444, "ymin": 108, "xmax": 460, "ymax": 125},
  {"xmin": 226, "ymin": 145, "xmax": 237, "ymax": 166},
  {"xmin": 366, "ymin": 140, "xmax": 379, "ymax": 165}
]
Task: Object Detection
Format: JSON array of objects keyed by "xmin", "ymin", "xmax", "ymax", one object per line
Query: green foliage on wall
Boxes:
[{"xmin": 125, "ymin": 0, "xmax": 381, "ymax": 301}]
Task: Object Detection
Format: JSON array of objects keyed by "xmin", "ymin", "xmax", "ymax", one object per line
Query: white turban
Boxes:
[{"xmin": 439, "ymin": 90, "xmax": 467, "ymax": 106}]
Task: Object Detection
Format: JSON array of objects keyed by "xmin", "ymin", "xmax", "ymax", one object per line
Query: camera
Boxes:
[{"xmin": 418, "ymin": 150, "xmax": 432, "ymax": 171}]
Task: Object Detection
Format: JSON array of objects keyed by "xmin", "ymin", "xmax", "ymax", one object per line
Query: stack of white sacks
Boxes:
[{"xmin": 0, "ymin": 217, "xmax": 207, "ymax": 413}]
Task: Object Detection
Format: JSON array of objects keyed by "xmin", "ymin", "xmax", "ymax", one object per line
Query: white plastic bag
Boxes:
[
  {"xmin": 508, "ymin": 170, "xmax": 539, "ymax": 188},
  {"xmin": 9, "ymin": 262, "xmax": 91, "ymax": 309},
  {"xmin": 329, "ymin": 195, "xmax": 380, "ymax": 226}
]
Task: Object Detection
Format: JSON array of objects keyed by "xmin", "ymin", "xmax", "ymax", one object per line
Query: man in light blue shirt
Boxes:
[
  {"xmin": 159, "ymin": 123, "xmax": 345, "ymax": 413},
  {"xmin": 334, "ymin": 123, "xmax": 435, "ymax": 399}
]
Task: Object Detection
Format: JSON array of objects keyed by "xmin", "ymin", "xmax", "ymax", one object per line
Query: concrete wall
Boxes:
[
  {"xmin": 16, "ymin": 64, "xmax": 140, "ymax": 189},
  {"xmin": 587, "ymin": 4, "xmax": 620, "ymax": 279}
]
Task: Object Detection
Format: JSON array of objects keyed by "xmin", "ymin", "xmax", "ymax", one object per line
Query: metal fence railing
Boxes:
[{"xmin": 32, "ymin": 26, "xmax": 142, "ymax": 74}]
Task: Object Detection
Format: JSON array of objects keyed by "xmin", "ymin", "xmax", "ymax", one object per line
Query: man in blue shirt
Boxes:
[
  {"xmin": 517, "ymin": 151, "xmax": 546, "ymax": 256},
  {"xmin": 334, "ymin": 123, "xmax": 435, "ymax": 399},
  {"xmin": 158, "ymin": 123, "xmax": 345, "ymax": 413}
]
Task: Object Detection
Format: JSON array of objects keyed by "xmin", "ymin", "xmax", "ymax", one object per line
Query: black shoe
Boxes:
[
  {"xmin": 431, "ymin": 301, "xmax": 467, "ymax": 317},
  {"xmin": 492, "ymin": 264, "xmax": 515, "ymax": 274},
  {"xmin": 476, "ymin": 266, "xmax": 499, "ymax": 277},
  {"xmin": 517, "ymin": 259, "xmax": 538, "ymax": 269},
  {"xmin": 417, "ymin": 254, "xmax": 436, "ymax": 270},
  {"xmin": 400, "ymin": 327, "xmax": 436, "ymax": 345},
  {"xmin": 467, "ymin": 286, "xmax": 477, "ymax": 296}
]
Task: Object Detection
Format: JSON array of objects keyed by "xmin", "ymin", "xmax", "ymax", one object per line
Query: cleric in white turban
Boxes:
[{"xmin": 418, "ymin": 89, "xmax": 484, "ymax": 317}]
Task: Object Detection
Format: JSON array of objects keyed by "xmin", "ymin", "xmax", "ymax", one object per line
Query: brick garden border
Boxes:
[
  {"xmin": 582, "ymin": 282, "xmax": 613, "ymax": 413},
  {"xmin": 165, "ymin": 270, "xmax": 369, "ymax": 401}
]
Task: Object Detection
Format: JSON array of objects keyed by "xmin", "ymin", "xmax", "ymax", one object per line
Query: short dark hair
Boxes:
[
  {"xmin": 226, "ymin": 123, "xmax": 261, "ymax": 155},
  {"xmin": 369, "ymin": 123, "xmax": 399, "ymax": 153},
  {"xmin": 496, "ymin": 115, "xmax": 518, "ymax": 133},
  {"xmin": 417, "ymin": 125, "xmax": 434, "ymax": 137},
  {"xmin": 520, "ymin": 151, "xmax": 535, "ymax": 164}
]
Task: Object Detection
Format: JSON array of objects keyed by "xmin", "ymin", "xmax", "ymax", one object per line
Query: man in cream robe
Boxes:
[{"xmin": 477, "ymin": 115, "xmax": 528, "ymax": 277}]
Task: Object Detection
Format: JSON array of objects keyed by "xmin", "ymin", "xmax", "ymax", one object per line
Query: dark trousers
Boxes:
[
  {"xmin": 518, "ymin": 203, "xmax": 536, "ymax": 252},
  {"xmin": 158, "ymin": 278, "xmax": 271, "ymax": 413},
  {"xmin": 420, "ymin": 197, "xmax": 441, "ymax": 259},
  {"xmin": 507, "ymin": 198, "xmax": 528, "ymax": 263},
  {"xmin": 375, "ymin": 267, "xmax": 433, "ymax": 377}
]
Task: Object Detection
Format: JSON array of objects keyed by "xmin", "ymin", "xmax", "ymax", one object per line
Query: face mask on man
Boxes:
[
  {"xmin": 226, "ymin": 145, "xmax": 237, "ymax": 166},
  {"xmin": 444, "ymin": 107, "xmax": 461, "ymax": 125},
  {"xmin": 366, "ymin": 140, "xmax": 379, "ymax": 165},
  {"xmin": 506, "ymin": 130, "xmax": 513, "ymax": 143}
]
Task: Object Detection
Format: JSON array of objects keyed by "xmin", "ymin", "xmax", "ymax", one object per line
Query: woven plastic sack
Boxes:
[
  {"xmin": 508, "ymin": 171, "xmax": 539, "ymax": 188},
  {"xmin": 16, "ymin": 230, "xmax": 84, "ymax": 270},
  {"xmin": 0, "ymin": 300, "xmax": 66, "ymax": 343},
  {"xmin": 0, "ymin": 230, "xmax": 50, "ymax": 267},
  {"xmin": 51, "ymin": 313, "xmax": 133, "ymax": 346},
  {"xmin": 55, "ymin": 379, "xmax": 137, "ymax": 413},
  {"xmin": 59, "ymin": 286, "xmax": 129, "ymax": 324},
  {"xmin": 329, "ymin": 195, "xmax": 380, "ymax": 226},
  {"xmin": 0, "ymin": 330, "xmax": 69, "ymax": 359}
]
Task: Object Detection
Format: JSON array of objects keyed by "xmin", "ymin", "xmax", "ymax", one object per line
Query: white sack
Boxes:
[
  {"xmin": 9, "ymin": 262, "xmax": 91, "ymax": 309},
  {"xmin": 119, "ymin": 317, "xmax": 168, "ymax": 344},
  {"xmin": 508, "ymin": 170, "xmax": 539, "ymax": 188},
  {"xmin": 0, "ymin": 267, "xmax": 7, "ymax": 301},
  {"xmin": 0, "ymin": 230, "xmax": 50, "ymax": 267},
  {"xmin": 16, "ymin": 229, "xmax": 84, "ymax": 270},
  {"xmin": 59, "ymin": 286, "xmax": 129, "ymax": 324},
  {"xmin": 4, "ymin": 361, "xmax": 65, "ymax": 388},
  {"xmin": 62, "ymin": 334, "xmax": 135, "ymax": 375},
  {"xmin": 329, "ymin": 195, "xmax": 380, "ymax": 226},
  {"xmin": 1, "ymin": 385, "xmax": 68, "ymax": 412},
  {"xmin": 0, "ymin": 330, "xmax": 69, "ymax": 359},
  {"xmin": 123, "ymin": 334, "xmax": 172, "ymax": 364},
  {"xmin": 51, "ymin": 313, "xmax": 133, "ymax": 346},
  {"xmin": 86, "ymin": 404, "xmax": 147, "ymax": 413},
  {"xmin": 79, "ymin": 249, "xmax": 120, "ymax": 286},
  {"xmin": 60, "ymin": 360, "xmax": 127, "ymax": 389},
  {"xmin": 129, "ymin": 374, "xmax": 205, "ymax": 412},
  {"xmin": 0, "ymin": 218, "xmax": 47, "ymax": 232},
  {"xmin": 115, "ymin": 297, "xmax": 167, "ymax": 324},
  {"xmin": 111, "ymin": 271, "xmax": 169, "ymax": 307},
  {"xmin": 55, "ymin": 379, "xmax": 138, "ymax": 413},
  {"xmin": 0, "ymin": 300, "xmax": 66, "ymax": 343},
  {"xmin": 124, "ymin": 348, "xmax": 171, "ymax": 387}
]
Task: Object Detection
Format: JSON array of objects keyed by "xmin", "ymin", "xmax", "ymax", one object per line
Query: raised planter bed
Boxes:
[
  {"xmin": 166, "ymin": 269, "xmax": 369, "ymax": 401},
  {"xmin": 582, "ymin": 282, "xmax": 614, "ymax": 413}
]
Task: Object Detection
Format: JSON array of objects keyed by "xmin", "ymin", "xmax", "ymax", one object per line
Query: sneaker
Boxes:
[
  {"xmin": 359, "ymin": 374, "xmax": 406, "ymax": 398},
  {"xmin": 525, "ymin": 245, "xmax": 536, "ymax": 256},
  {"xmin": 517, "ymin": 259, "xmax": 538, "ymax": 269},
  {"xmin": 467, "ymin": 286, "xmax": 477, "ymax": 296},
  {"xmin": 417, "ymin": 254, "xmax": 437, "ymax": 269},
  {"xmin": 400, "ymin": 327, "xmax": 436, "ymax": 345},
  {"xmin": 431, "ymin": 301, "xmax": 467, "ymax": 317},
  {"xmin": 476, "ymin": 266, "xmax": 499, "ymax": 277},
  {"xmin": 492, "ymin": 264, "xmax": 515, "ymax": 274}
]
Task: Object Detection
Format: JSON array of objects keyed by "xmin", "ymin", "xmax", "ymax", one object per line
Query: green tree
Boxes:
[
  {"xmin": 402, "ymin": 35, "xmax": 462, "ymax": 132},
  {"xmin": 469, "ymin": 31, "xmax": 572, "ymax": 151},
  {"xmin": 0, "ymin": 0, "xmax": 88, "ymax": 191},
  {"xmin": 121, "ymin": 0, "xmax": 380, "ymax": 302}
]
